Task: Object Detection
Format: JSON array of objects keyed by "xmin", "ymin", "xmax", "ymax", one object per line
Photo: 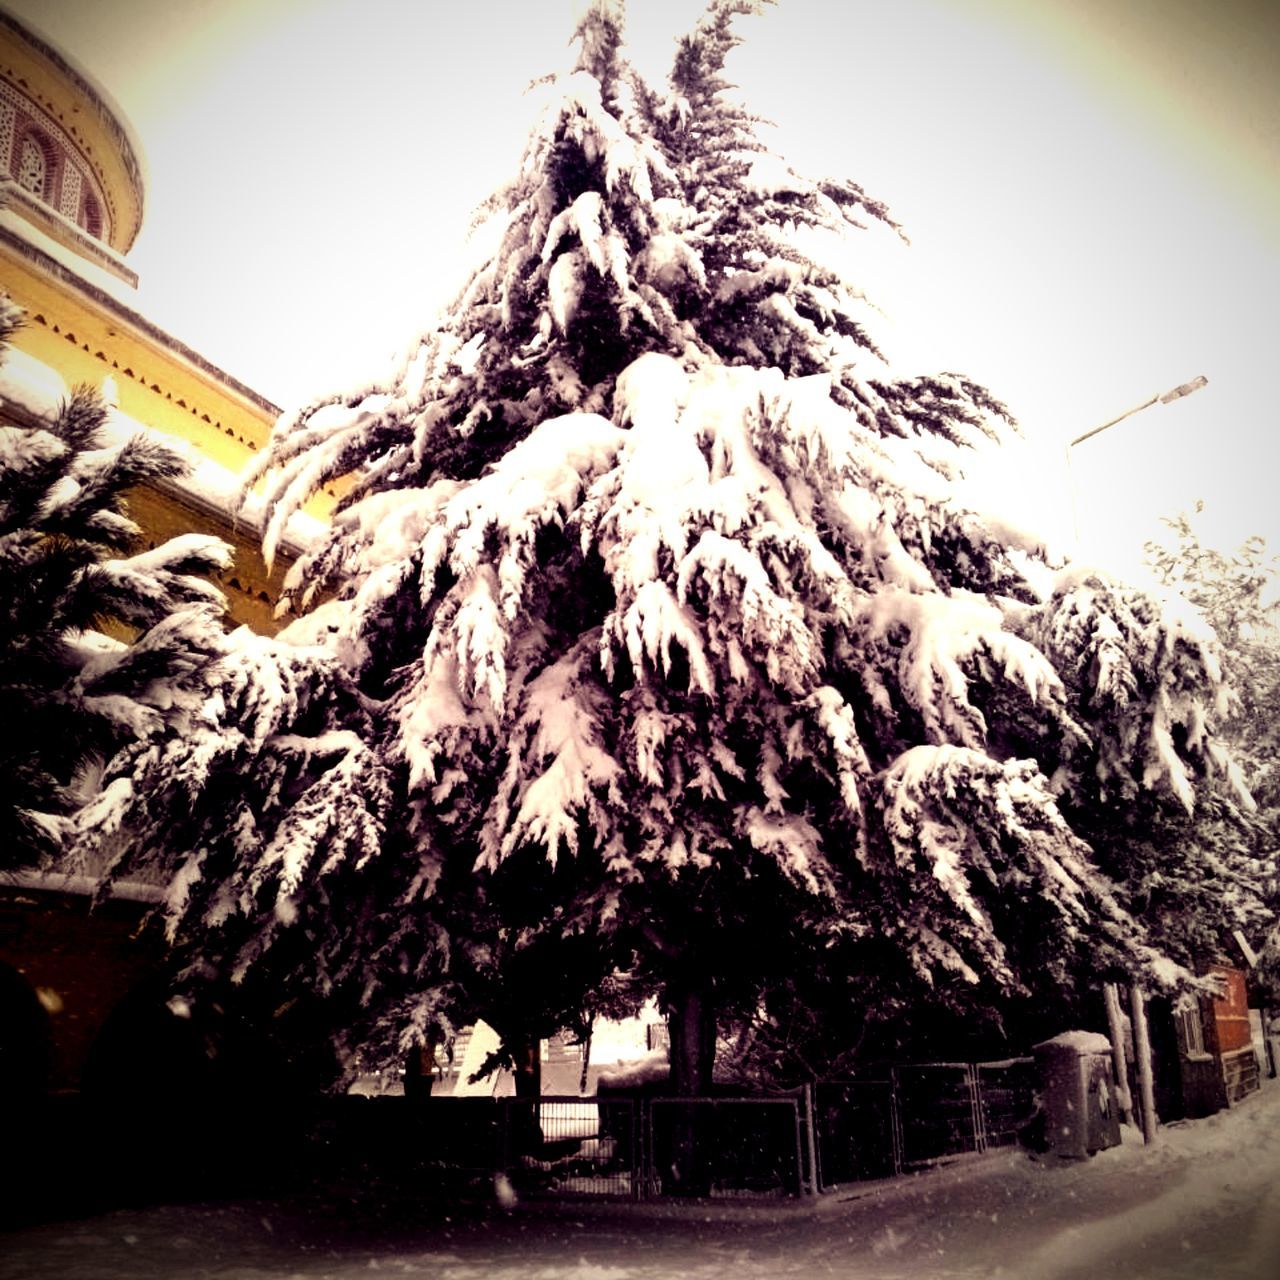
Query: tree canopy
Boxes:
[
  {"xmin": 69, "ymin": 0, "xmax": 1265, "ymax": 1087},
  {"xmin": 1146, "ymin": 510, "xmax": 1280, "ymax": 812},
  {"xmin": 1145, "ymin": 509, "xmax": 1280, "ymax": 987}
]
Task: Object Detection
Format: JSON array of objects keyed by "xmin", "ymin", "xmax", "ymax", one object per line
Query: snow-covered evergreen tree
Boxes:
[
  {"xmin": 1146, "ymin": 511, "xmax": 1280, "ymax": 813},
  {"xmin": 86, "ymin": 1, "xmax": 1263, "ymax": 1093},
  {"xmin": 1144, "ymin": 512, "xmax": 1280, "ymax": 984},
  {"xmin": 0, "ymin": 299, "xmax": 233, "ymax": 866}
]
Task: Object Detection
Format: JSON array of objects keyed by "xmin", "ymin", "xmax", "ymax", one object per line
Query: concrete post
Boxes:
[
  {"xmin": 1130, "ymin": 984, "xmax": 1159, "ymax": 1144},
  {"xmin": 1103, "ymin": 982, "xmax": 1135, "ymax": 1125}
]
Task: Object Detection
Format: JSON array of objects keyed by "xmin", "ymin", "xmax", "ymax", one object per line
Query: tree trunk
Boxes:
[
  {"xmin": 667, "ymin": 980, "xmax": 716, "ymax": 1096},
  {"xmin": 509, "ymin": 1034, "xmax": 542, "ymax": 1156},
  {"xmin": 1103, "ymin": 982, "xmax": 1135, "ymax": 1126},
  {"xmin": 402, "ymin": 1042, "xmax": 431, "ymax": 1099},
  {"xmin": 665, "ymin": 978, "xmax": 716, "ymax": 1196},
  {"xmin": 578, "ymin": 1023, "xmax": 593, "ymax": 1095},
  {"xmin": 511, "ymin": 1035, "xmax": 542, "ymax": 1099}
]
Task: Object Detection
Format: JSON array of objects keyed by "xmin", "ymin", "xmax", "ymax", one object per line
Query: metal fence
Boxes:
[
  {"xmin": 976, "ymin": 1058, "xmax": 1040, "ymax": 1149},
  {"xmin": 390, "ymin": 1055, "xmax": 1038, "ymax": 1200},
  {"xmin": 504, "ymin": 1097, "xmax": 638, "ymax": 1198},
  {"xmin": 894, "ymin": 1063, "xmax": 984, "ymax": 1166},
  {"xmin": 812, "ymin": 1078, "xmax": 899, "ymax": 1185},
  {"xmin": 647, "ymin": 1096, "xmax": 806, "ymax": 1199},
  {"xmin": 498, "ymin": 1095, "xmax": 807, "ymax": 1199},
  {"xmin": 814, "ymin": 1057, "xmax": 1037, "ymax": 1190}
]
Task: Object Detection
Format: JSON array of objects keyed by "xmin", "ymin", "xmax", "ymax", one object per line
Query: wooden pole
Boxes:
[
  {"xmin": 1129, "ymin": 984, "xmax": 1158, "ymax": 1144},
  {"xmin": 1103, "ymin": 982, "xmax": 1135, "ymax": 1126}
]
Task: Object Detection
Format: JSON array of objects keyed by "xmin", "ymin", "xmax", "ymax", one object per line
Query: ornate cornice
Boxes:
[{"xmin": 0, "ymin": 7, "xmax": 145, "ymax": 253}]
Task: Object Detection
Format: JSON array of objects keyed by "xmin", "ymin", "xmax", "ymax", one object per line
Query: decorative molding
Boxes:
[
  {"xmin": 0, "ymin": 73, "xmax": 110, "ymax": 241},
  {"xmin": 0, "ymin": 221, "xmax": 279, "ymax": 425},
  {"xmin": 0, "ymin": 177, "xmax": 135, "ymax": 284},
  {"xmin": 0, "ymin": 9, "xmax": 144, "ymax": 251}
]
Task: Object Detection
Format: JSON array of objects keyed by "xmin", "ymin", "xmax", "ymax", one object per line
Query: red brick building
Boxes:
[{"xmin": 1152, "ymin": 957, "xmax": 1264, "ymax": 1121}]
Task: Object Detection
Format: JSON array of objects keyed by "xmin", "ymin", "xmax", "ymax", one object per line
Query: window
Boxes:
[
  {"xmin": 1174, "ymin": 995, "xmax": 1207, "ymax": 1057},
  {"xmin": 16, "ymin": 135, "xmax": 46, "ymax": 196}
]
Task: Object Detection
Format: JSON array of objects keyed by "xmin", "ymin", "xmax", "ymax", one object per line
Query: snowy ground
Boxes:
[{"xmin": 5, "ymin": 1079, "xmax": 1280, "ymax": 1280}]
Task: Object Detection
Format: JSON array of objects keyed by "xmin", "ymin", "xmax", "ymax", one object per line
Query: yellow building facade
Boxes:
[
  {"xmin": 0, "ymin": 9, "xmax": 334, "ymax": 1101},
  {"xmin": 0, "ymin": 7, "xmax": 318, "ymax": 633}
]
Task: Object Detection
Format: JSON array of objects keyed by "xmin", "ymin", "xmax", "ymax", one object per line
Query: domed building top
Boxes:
[
  {"xmin": 0, "ymin": 5, "xmax": 341, "ymax": 637},
  {"xmin": 0, "ymin": 6, "xmax": 145, "ymax": 276}
]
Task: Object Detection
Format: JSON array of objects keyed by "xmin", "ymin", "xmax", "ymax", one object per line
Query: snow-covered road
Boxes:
[{"xmin": 4, "ymin": 1079, "xmax": 1280, "ymax": 1280}]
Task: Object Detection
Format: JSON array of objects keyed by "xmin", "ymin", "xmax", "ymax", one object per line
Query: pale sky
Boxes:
[{"xmin": 8, "ymin": 0, "xmax": 1279, "ymax": 574}]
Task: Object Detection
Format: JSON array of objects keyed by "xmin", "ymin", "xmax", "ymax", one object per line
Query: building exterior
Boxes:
[
  {"xmin": 1150, "ymin": 957, "xmax": 1264, "ymax": 1122},
  {"xmin": 0, "ymin": 6, "xmax": 327, "ymax": 634},
  {"xmin": 0, "ymin": 7, "xmax": 324, "ymax": 1098}
]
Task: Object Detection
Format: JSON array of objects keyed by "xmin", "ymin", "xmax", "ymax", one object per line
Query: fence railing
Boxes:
[
  {"xmin": 377, "ymin": 1055, "xmax": 1038, "ymax": 1200},
  {"xmin": 646, "ymin": 1096, "xmax": 805, "ymax": 1198},
  {"xmin": 976, "ymin": 1058, "xmax": 1040, "ymax": 1149},
  {"xmin": 492, "ymin": 1094, "xmax": 808, "ymax": 1199},
  {"xmin": 812, "ymin": 1078, "xmax": 898, "ymax": 1185},
  {"xmin": 893, "ymin": 1062, "xmax": 984, "ymax": 1166},
  {"xmin": 503, "ymin": 1097, "xmax": 638, "ymax": 1198},
  {"xmin": 813, "ymin": 1057, "xmax": 1037, "ymax": 1190}
]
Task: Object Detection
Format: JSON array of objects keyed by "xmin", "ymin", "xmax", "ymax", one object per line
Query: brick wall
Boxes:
[{"xmin": 1206, "ymin": 964, "xmax": 1252, "ymax": 1055}]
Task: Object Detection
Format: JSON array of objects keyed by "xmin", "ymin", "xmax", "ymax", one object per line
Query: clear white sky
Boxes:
[{"xmin": 8, "ymin": 0, "xmax": 1279, "ymax": 573}]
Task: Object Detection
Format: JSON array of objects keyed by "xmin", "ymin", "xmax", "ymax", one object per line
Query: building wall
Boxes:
[
  {"xmin": 1204, "ymin": 964, "xmax": 1261, "ymax": 1105},
  {"xmin": 1, "ymin": 74, "xmax": 110, "ymax": 241},
  {"xmin": 0, "ymin": 10, "xmax": 339, "ymax": 633},
  {"xmin": 0, "ymin": 8, "xmax": 143, "ymax": 256},
  {"xmin": 2, "ymin": 244, "xmax": 273, "ymax": 471},
  {"xmin": 1206, "ymin": 964, "xmax": 1252, "ymax": 1055},
  {"xmin": 0, "ymin": 9, "xmax": 330, "ymax": 1105},
  {"xmin": 0, "ymin": 884, "xmax": 161, "ymax": 1092}
]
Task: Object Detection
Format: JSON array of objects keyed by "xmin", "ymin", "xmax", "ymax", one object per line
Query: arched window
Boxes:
[{"xmin": 16, "ymin": 134, "xmax": 46, "ymax": 197}]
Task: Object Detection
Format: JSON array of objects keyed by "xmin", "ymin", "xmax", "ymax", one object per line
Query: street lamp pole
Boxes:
[
  {"xmin": 1065, "ymin": 374, "xmax": 1209, "ymax": 543},
  {"xmin": 1069, "ymin": 375, "xmax": 1209, "ymax": 449}
]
